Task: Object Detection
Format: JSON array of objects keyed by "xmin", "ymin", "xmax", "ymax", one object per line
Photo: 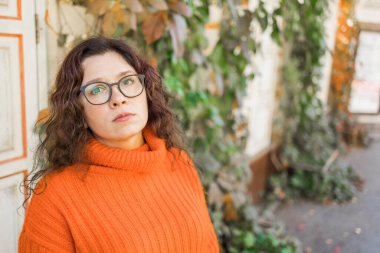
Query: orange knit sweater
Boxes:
[{"xmin": 18, "ymin": 127, "xmax": 220, "ymax": 252}]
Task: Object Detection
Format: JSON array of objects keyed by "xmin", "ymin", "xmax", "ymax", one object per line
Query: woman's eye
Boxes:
[
  {"xmin": 122, "ymin": 78, "xmax": 134, "ymax": 86},
  {"xmin": 89, "ymin": 86, "xmax": 106, "ymax": 95}
]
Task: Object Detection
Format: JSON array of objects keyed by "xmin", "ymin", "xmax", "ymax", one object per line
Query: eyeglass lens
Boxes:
[{"xmin": 83, "ymin": 75, "xmax": 144, "ymax": 104}]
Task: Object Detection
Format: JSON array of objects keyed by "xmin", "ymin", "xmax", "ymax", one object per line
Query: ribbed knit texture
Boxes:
[{"xmin": 18, "ymin": 127, "xmax": 220, "ymax": 253}]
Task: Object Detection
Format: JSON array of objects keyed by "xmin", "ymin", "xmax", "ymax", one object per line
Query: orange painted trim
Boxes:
[
  {"xmin": 0, "ymin": 0, "xmax": 22, "ymax": 20},
  {"xmin": 0, "ymin": 169, "xmax": 27, "ymax": 180},
  {"xmin": 0, "ymin": 155, "xmax": 26, "ymax": 165},
  {"xmin": 0, "ymin": 33, "xmax": 27, "ymax": 165},
  {"xmin": 0, "ymin": 169, "xmax": 30, "ymax": 209}
]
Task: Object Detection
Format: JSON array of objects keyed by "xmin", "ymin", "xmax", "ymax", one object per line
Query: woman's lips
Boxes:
[{"xmin": 113, "ymin": 113, "xmax": 135, "ymax": 122}]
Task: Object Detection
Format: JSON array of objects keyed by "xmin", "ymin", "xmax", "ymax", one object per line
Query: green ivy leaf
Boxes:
[{"xmin": 243, "ymin": 232, "xmax": 256, "ymax": 248}]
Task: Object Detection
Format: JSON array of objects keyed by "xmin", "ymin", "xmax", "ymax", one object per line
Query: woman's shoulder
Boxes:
[
  {"xmin": 167, "ymin": 148, "xmax": 206, "ymax": 197},
  {"xmin": 166, "ymin": 145, "xmax": 190, "ymax": 159},
  {"xmin": 32, "ymin": 165, "xmax": 82, "ymax": 198},
  {"xmin": 20, "ymin": 167, "xmax": 76, "ymax": 252},
  {"xmin": 167, "ymin": 147, "xmax": 194, "ymax": 166},
  {"xmin": 166, "ymin": 148, "xmax": 204, "ymax": 183},
  {"xmin": 24, "ymin": 165, "xmax": 85, "ymax": 221}
]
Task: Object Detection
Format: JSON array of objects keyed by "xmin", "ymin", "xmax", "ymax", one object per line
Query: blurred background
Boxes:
[{"xmin": 1, "ymin": 0, "xmax": 379, "ymax": 252}]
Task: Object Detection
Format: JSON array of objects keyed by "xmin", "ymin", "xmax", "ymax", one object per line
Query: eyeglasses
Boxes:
[{"xmin": 80, "ymin": 74, "xmax": 145, "ymax": 105}]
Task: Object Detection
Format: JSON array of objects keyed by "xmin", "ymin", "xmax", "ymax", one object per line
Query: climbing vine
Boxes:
[{"xmin": 269, "ymin": 0, "xmax": 363, "ymax": 203}]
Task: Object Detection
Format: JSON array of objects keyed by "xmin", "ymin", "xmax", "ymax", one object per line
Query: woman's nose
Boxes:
[{"xmin": 109, "ymin": 85, "xmax": 128, "ymax": 107}]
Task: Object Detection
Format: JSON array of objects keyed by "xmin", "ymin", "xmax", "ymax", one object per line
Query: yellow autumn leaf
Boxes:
[
  {"xmin": 223, "ymin": 194, "xmax": 239, "ymax": 221},
  {"xmin": 115, "ymin": 9, "xmax": 125, "ymax": 23},
  {"xmin": 102, "ymin": 11, "xmax": 118, "ymax": 36}
]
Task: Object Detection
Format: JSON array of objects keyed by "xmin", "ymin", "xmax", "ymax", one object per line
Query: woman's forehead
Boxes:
[{"xmin": 81, "ymin": 51, "xmax": 136, "ymax": 83}]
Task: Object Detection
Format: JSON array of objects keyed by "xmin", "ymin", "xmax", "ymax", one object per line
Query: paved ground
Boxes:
[{"xmin": 274, "ymin": 126, "xmax": 380, "ymax": 253}]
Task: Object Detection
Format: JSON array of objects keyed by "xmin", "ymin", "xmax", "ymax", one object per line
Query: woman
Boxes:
[{"xmin": 18, "ymin": 37, "xmax": 220, "ymax": 253}]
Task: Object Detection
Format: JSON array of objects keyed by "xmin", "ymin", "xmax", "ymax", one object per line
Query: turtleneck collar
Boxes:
[{"xmin": 85, "ymin": 126, "xmax": 167, "ymax": 173}]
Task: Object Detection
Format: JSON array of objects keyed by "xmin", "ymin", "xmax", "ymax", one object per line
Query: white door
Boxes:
[
  {"xmin": 349, "ymin": 31, "xmax": 380, "ymax": 114},
  {"xmin": 0, "ymin": 0, "xmax": 39, "ymax": 252}
]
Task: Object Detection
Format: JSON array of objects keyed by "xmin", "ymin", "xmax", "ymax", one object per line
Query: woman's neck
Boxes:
[{"xmin": 95, "ymin": 131, "xmax": 145, "ymax": 150}]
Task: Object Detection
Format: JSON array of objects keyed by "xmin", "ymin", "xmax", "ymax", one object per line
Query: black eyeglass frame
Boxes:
[{"xmin": 79, "ymin": 74, "xmax": 145, "ymax": 105}]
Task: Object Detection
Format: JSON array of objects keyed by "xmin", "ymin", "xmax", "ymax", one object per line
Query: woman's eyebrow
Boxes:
[{"xmin": 84, "ymin": 70, "xmax": 135, "ymax": 84}]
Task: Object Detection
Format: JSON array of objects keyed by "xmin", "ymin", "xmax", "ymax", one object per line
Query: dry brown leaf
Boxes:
[
  {"xmin": 168, "ymin": 2, "xmax": 192, "ymax": 17},
  {"xmin": 305, "ymin": 247, "xmax": 313, "ymax": 253},
  {"xmin": 168, "ymin": 14, "xmax": 187, "ymax": 57},
  {"xmin": 217, "ymin": 171, "xmax": 236, "ymax": 191},
  {"xmin": 102, "ymin": 11, "xmax": 118, "ymax": 36},
  {"xmin": 125, "ymin": 0, "xmax": 143, "ymax": 12},
  {"xmin": 124, "ymin": 11, "xmax": 137, "ymax": 31},
  {"xmin": 115, "ymin": 9, "xmax": 125, "ymax": 23},
  {"xmin": 148, "ymin": 0, "xmax": 168, "ymax": 10},
  {"xmin": 333, "ymin": 246, "xmax": 341, "ymax": 253},
  {"xmin": 136, "ymin": 7, "xmax": 150, "ymax": 23},
  {"xmin": 223, "ymin": 194, "xmax": 239, "ymax": 221},
  {"xmin": 274, "ymin": 187, "xmax": 286, "ymax": 200},
  {"xmin": 142, "ymin": 12, "xmax": 165, "ymax": 44},
  {"xmin": 296, "ymin": 223, "xmax": 305, "ymax": 231},
  {"xmin": 87, "ymin": 0, "xmax": 108, "ymax": 16},
  {"xmin": 111, "ymin": 1, "xmax": 121, "ymax": 11},
  {"xmin": 112, "ymin": 2, "xmax": 126, "ymax": 25},
  {"xmin": 323, "ymin": 197, "xmax": 333, "ymax": 206},
  {"xmin": 207, "ymin": 182, "xmax": 223, "ymax": 207}
]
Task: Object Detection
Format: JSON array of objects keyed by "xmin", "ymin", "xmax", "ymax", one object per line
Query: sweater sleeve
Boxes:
[
  {"xmin": 18, "ymin": 175, "xmax": 75, "ymax": 253},
  {"xmin": 181, "ymin": 152, "xmax": 221, "ymax": 253}
]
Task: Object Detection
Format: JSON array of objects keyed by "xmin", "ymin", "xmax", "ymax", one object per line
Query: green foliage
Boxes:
[
  {"xmin": 147, "ymin": 1, "xmax": 298, "ymax": 251},
  {"xmin": 228, "ymin": 225, "xmax": 296, "ymax": 253},
  {"xmin": 270, "ymin": 165, "xmax": 362, "ymax": 203},
  {"xmin": 275, "ymin": 0, "xmax": 337, "ymax": 165},
  {"xmin": 268, "ymin": 0, "xmax": 362, "ymax": 203}
]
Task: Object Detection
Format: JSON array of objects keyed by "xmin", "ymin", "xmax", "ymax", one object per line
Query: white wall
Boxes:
[
  {"xmin": 243, "ymin": 29, "xmax": 281, "ymax": 157},
  {"xmin": 356, "ymin": 0, "xmax": 380, "ymax": 24},
  {"xmin": 243, "ymin": 0, "xmax": 281, "ymax": 157},
  {"xmin": 319, "ymin": 0, "xmax": 340, "ymax": 105}
]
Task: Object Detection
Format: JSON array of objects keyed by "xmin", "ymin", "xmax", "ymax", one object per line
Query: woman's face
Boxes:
[{"xmin": 80, "ymin": 51, "xmax": 148, "ymax": 149}]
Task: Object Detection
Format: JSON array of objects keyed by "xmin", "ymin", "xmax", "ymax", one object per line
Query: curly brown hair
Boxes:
[{"xmin": 21, "ymin": 36, "xmax": 187, "ymax": 209}]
